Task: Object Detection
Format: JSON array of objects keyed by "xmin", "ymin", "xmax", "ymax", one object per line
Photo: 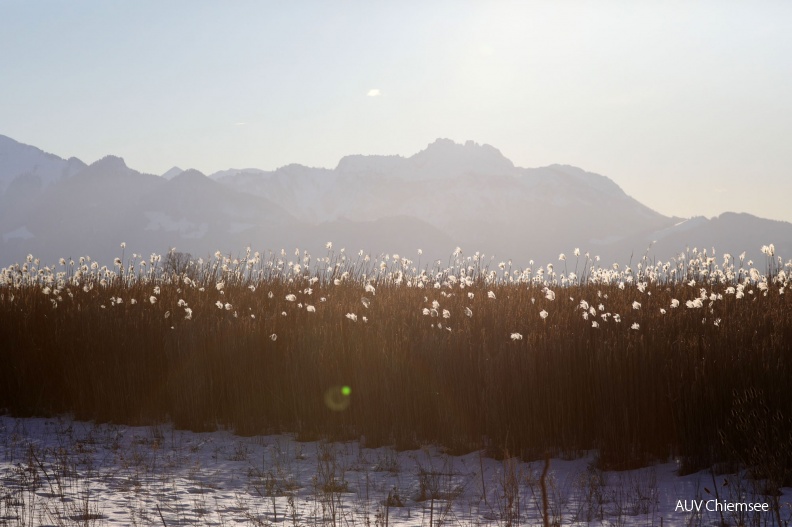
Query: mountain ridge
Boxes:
[
  {"xmin": 0, "ymin": 134, "xmax": 790, "ymax": 267},
  {"xmin": 0, "ymin": 134, "xmax": 87, "ymax": 193}
]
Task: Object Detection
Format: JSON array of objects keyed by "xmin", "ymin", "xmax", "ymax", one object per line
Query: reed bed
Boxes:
[{"xmin": 1, "ymin": 244, "xmax": 790, "ymax": 482}]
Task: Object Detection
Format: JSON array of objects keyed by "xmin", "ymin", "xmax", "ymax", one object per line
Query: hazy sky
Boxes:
[{"xmin": 2, "ymin": 1, "xmax": 791, "ymax": 222}]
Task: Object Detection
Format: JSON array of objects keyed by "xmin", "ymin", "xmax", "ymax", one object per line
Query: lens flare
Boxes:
[{"xmin": 324, "ymin": 385, "xmax": 351, "ymax": 411}]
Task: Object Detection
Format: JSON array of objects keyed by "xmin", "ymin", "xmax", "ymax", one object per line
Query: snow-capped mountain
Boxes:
[
  {"xmin": 0, "ymin": 135, "xmax": 87, "ymax": 194},
  {"xmin": 210, "ymin": 139, "xmax": 680, "ymax": 264},
  {"xmin": 1, "ymin": 134, "xmax": 790, "ymax": 267}
]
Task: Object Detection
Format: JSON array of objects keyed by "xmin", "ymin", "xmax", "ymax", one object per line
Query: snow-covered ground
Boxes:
[{"xmin": 1, "ymin": 416, "xmax": 789, "ymax": 526}]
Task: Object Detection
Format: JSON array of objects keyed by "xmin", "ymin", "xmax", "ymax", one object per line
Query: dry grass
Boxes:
[
  {"xmin": 1, "ymin": 245, "xmax": 791, "ymax": 479},
  {"xmin": 3, "ymin": 415, "xmax": 787, "ymax": 527}
]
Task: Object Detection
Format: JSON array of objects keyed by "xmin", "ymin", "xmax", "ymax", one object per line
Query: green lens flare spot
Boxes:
[{"xmin": 324, "ymin": 385, "xmax": 351, "ymax": 412}]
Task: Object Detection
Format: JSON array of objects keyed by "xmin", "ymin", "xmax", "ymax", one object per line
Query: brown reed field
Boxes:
[{"xmin": 1, "ymin": 244, "xmax": 791, "ymax": 487}]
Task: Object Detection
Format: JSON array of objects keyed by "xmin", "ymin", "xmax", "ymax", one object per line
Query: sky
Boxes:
[{"xmin": 2, "ymin": 1, "xmax": 791, "ymax": 222}]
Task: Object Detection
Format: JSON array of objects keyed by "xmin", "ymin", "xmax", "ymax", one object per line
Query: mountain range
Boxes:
[{"xmin": 1, "ymin": 134, "xmax": 789, "ymax": 268}]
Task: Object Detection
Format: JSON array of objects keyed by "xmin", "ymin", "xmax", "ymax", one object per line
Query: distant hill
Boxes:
[
  {"xmin": 0, "ymin": 134, "xmax": 86, "ymax": 193},
  {"xmin": 1, "ymin": 134, "xmax": 790, "ymax": 268},
  {"xmin": 161, "ymin": 166, "xmax": 184, "ymax": 180}
]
